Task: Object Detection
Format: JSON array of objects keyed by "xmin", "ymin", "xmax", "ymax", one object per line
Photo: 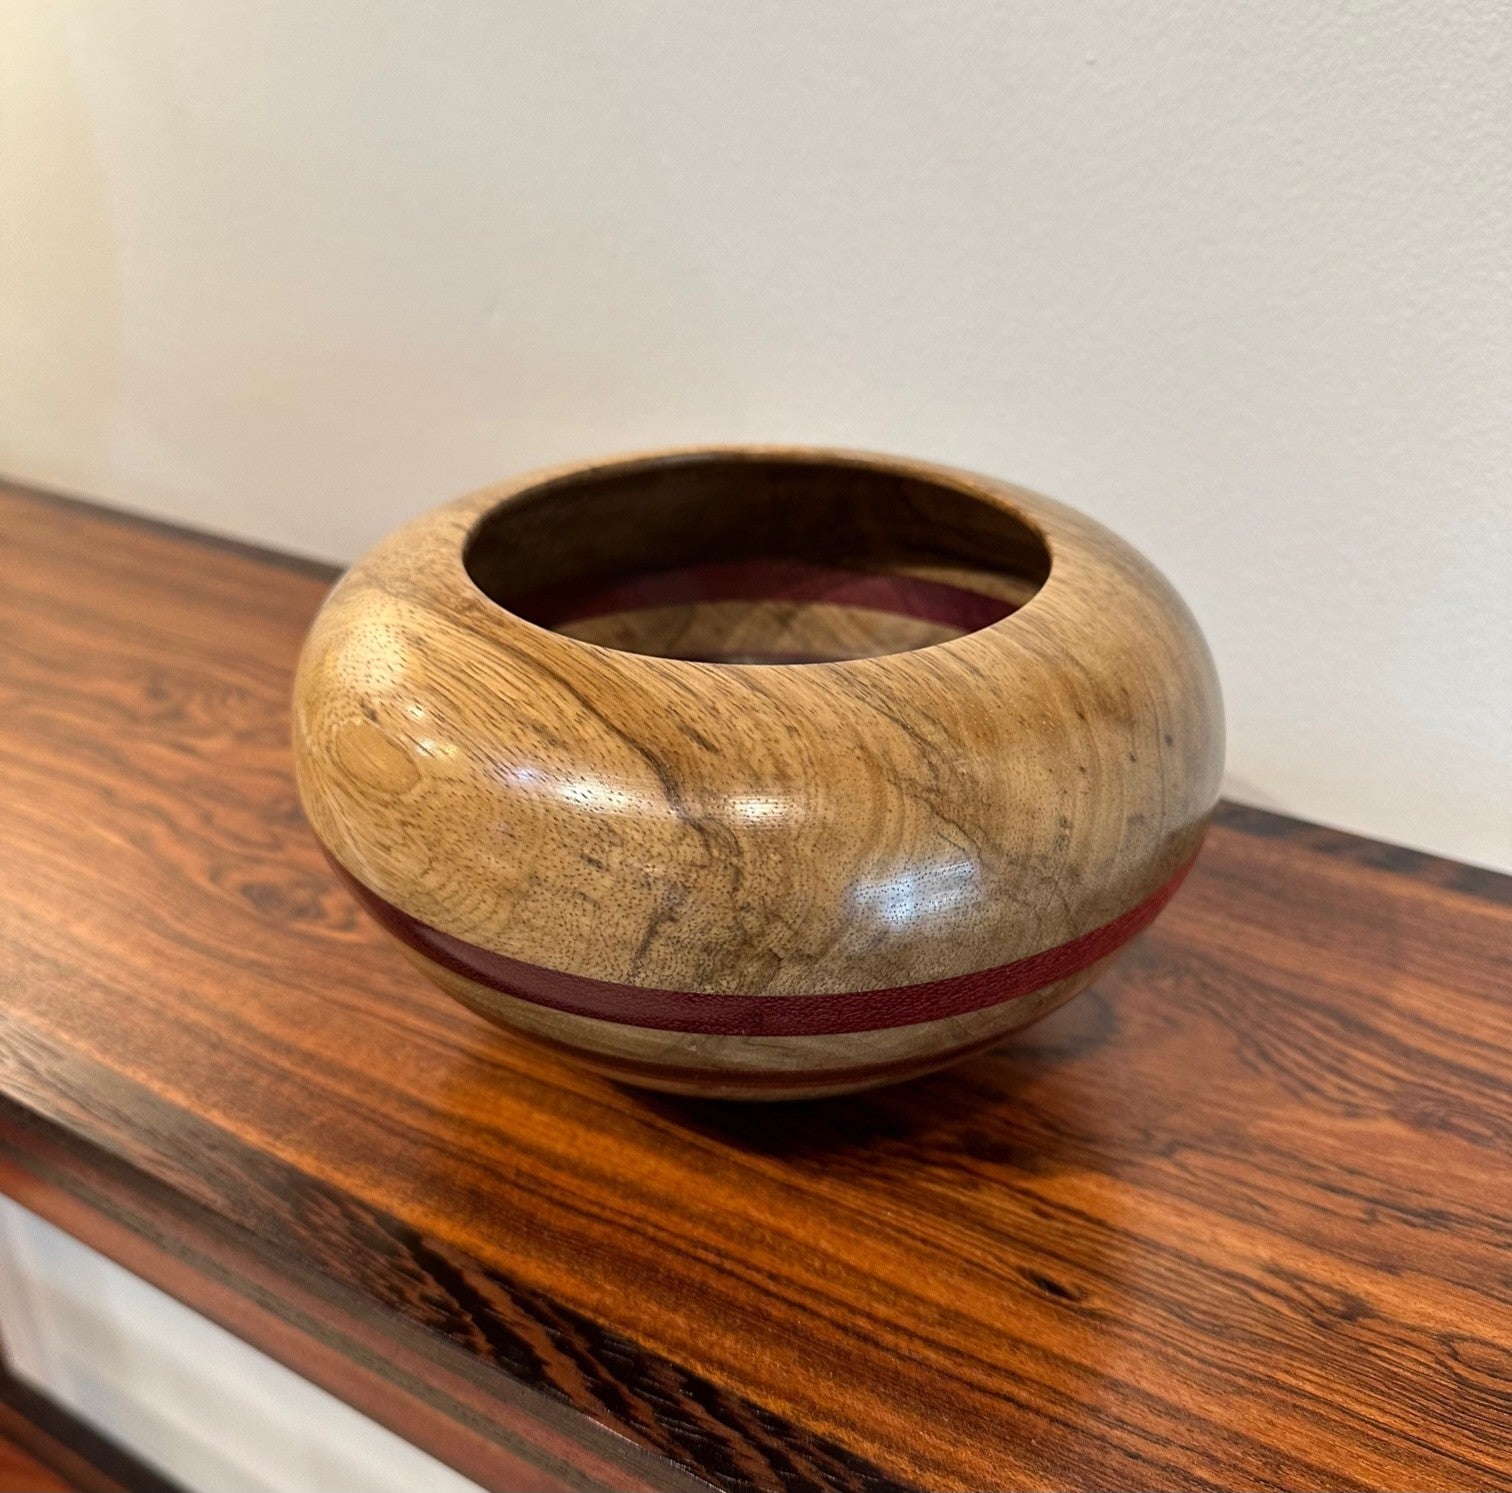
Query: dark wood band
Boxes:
[{"xmin": 324, "ymin": 844, "xmax": 1201, "ymax": 1036}]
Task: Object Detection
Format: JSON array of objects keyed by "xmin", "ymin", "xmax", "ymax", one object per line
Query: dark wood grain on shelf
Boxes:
[{"xmin": 0, "ymin": 478, "xmax": 1509, "ymax": 1493}]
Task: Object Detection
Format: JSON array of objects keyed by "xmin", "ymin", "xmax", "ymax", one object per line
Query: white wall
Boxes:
[{"xmin": 2, "ymin": 1, "xmax": 1508, "ymax": 869}]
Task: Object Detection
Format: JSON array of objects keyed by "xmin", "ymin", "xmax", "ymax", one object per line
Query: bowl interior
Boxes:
[{"xmin": 464, "ymin": 454, "xmax": 1050, "ymax": 663}]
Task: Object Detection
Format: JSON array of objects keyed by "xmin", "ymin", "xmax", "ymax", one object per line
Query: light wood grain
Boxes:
[{"xmin": 292, "ymin": 449, "xmax": 1224, "ymax": 1094}]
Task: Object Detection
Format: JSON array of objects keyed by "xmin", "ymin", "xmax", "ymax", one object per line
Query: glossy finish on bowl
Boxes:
[{"xmin": 293, "ymin": 448, "xmax": 1224, "ymax": 1097}]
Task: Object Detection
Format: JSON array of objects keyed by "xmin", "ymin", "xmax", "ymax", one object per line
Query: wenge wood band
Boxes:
[{"xmin": 324, "ymin": 844, "xmax": 1201, "ymax": 1036}]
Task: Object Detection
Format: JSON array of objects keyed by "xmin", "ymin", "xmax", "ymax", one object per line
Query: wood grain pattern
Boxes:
[
  {"xmin": 1, "ymin": 479, "xmax": 1509, "ymax": 1491},
  {"xmin": 292, "ymin": 449, "xmax": 1224, "ymax": 1094}
]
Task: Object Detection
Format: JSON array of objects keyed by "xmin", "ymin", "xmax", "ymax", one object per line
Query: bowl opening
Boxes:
[{"xmin": 463, "ymin": 453, "xmax": 1050, "ymax": 664}]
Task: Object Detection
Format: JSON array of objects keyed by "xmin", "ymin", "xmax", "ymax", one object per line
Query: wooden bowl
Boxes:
[{"xmin": 293, "ymin": 448, "xmax": 1223, "ymax": 1099}]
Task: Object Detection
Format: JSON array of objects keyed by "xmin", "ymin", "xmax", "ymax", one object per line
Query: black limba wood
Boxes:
[{"xmin": 1, "ymin": 478, "xmax": 1509, "ymax": 1491}]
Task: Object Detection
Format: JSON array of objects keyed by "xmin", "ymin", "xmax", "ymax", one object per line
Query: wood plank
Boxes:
[{"xmin": 0, "ymin": 479, "xmax": 1508, "ymax": 1492}]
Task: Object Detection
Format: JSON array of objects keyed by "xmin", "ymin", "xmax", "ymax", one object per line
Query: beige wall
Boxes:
[{"xmin": 2, "ymin": 2, "xmax": 1509, "ymax": 869}]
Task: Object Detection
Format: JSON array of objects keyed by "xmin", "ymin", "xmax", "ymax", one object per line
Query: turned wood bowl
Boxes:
[{"xmin": 293, "ymin": 448, "xmax": 1223, "ymax": 1099}]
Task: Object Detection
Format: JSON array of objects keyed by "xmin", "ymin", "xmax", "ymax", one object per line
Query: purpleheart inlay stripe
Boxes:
[
  {"xmin": 513, "ymin": 558, "xmax": 1020, "ymax": 634},
  {"xmin": 324, "ymin": 843, "xmax": 1202, "ymax": 1037}
]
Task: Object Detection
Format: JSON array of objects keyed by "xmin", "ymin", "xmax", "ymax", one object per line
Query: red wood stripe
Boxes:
[
  {"xmin": 514, "ymin": 559, "xmax": 1019, "ymax": 634},
  {"xmin": 325, "ymin": 845, "xmax": 1201, "ymax": 1037}
]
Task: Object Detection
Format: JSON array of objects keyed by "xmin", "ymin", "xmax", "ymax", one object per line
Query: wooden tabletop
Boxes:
[{"xmin": 1, "ymin": 480, "xmax": 1508, "ymax": 1493}]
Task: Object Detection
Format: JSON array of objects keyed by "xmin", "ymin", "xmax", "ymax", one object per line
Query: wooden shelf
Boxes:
[{"xmin": 1, "ymin": 479, "xmax": 1508, "ymax": 1492}]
